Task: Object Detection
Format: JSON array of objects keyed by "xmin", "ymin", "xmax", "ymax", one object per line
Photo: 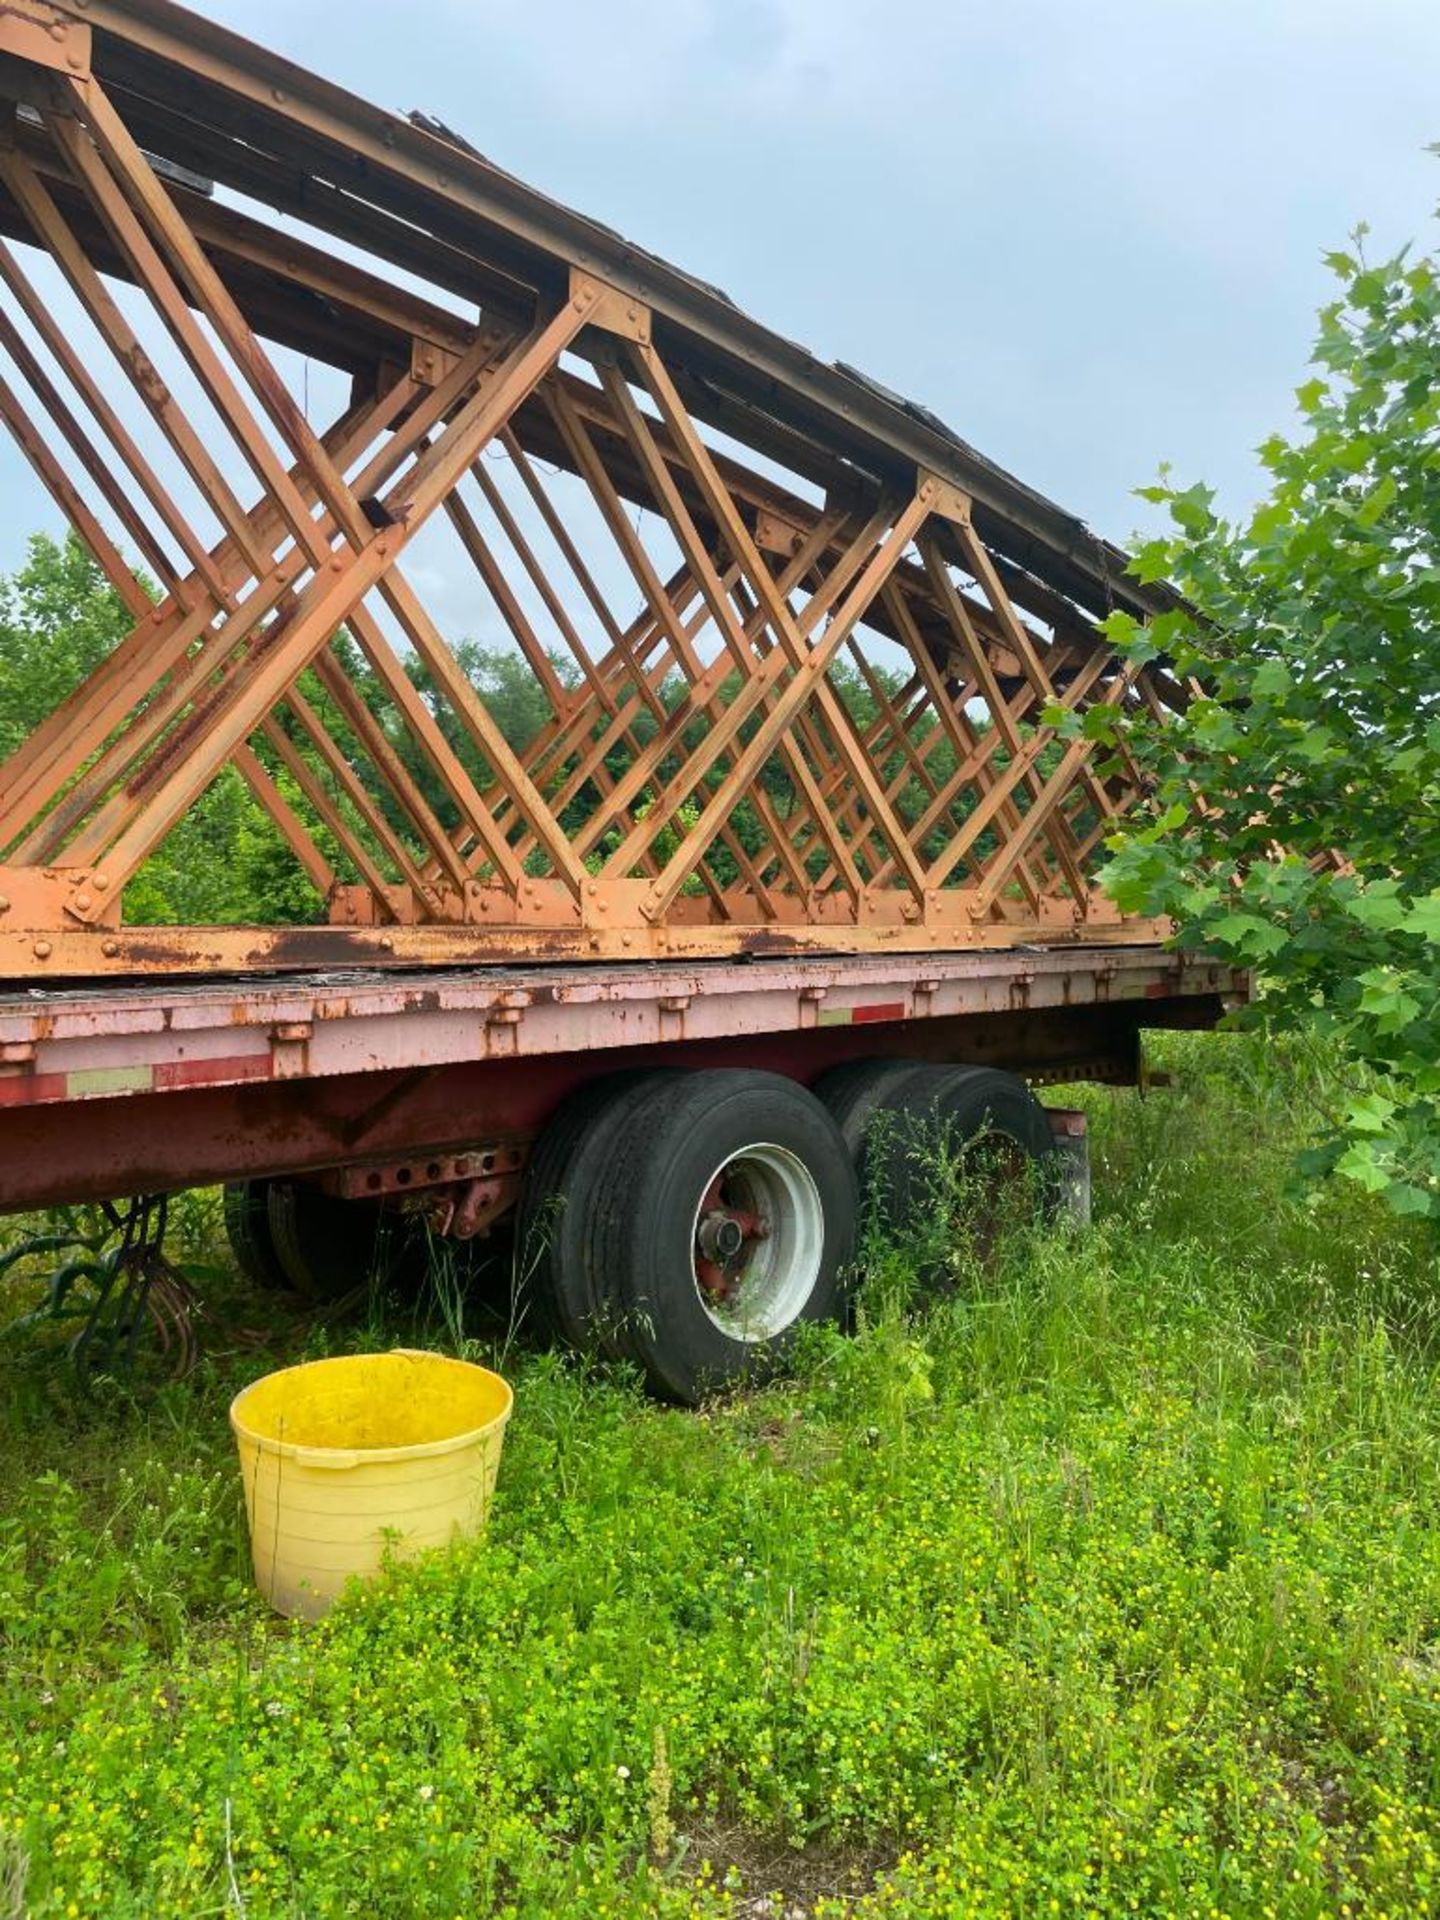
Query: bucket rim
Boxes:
[{"xmin": 229, "ymin": 1348, "xmax": 513, "ymax": 1467}]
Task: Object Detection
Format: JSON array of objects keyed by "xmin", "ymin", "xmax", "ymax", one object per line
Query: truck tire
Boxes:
[
  {"xmin": 810, "ymin": 1057, "xmax": 929, "ymax": 1160},
  {"xmin": 516, "ymin": 1070, "xmax": 678, "ymax": 1353},
  {"xmin": 265, "ymin": 1180, "xmax": 428, "ymax": 1302},
  {"xmin": 223, "ymin": 1178, "xmax": 290, "ymax": 1293},
  {"xmin": 585, "ymin": 1070, "xmax": 858, "ymax": 1404},
  {"xmin": 878, "ymin": 1064, "xmax": 1057, "ymax": 1242}
]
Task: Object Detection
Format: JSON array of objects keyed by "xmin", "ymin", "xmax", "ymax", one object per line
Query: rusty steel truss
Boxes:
[{"xmin": 0, "ymin": 0, "xmax": 1187, "ymax": 979}]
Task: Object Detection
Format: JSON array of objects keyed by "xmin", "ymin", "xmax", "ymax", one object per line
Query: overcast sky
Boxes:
[{"xmin": 2, "ymin": 0, "xmax": 1438, "ymax": 579}]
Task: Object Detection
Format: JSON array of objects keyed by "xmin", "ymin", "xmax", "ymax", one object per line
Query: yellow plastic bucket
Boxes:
[{"xmin": 230, "ymin": 1349, "xmax": 512, "ymax": 1620}]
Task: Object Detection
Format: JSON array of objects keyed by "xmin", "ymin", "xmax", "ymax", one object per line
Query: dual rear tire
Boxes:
[
  {"xmin": 223, "ymin": 1179, "xmax": 430, "ymax": 1302},
  {"xmin": 227, "ymin": 1060, "xmax": 1058, "ymax": 1406},
  {"xmin": 519, "ymin": 1059, "xmax": 1056, "ymax": 1403},
  {"xmin": 815, "ymin": 1058, "xmax": 1057, "ymax": 1237},
  {"xmin": 518, "ymin": 1070, "xmax": 856, "ymax": 1406}
]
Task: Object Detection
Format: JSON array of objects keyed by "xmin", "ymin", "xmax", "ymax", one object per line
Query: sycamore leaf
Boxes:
[
  {"xmin": 1402, "ymin": 892, "xmax": 1440, "ymax": 942},
  {"xmin": 1335, "ymin": 1142, "xmax": 1391, "ymax": 1192},
  {"xmin": 1248, "ymin": 501, "xmax": 1290, "ymax": 546},
  {"xmin": 1250, "ymin": 659, "xmax": 1293, "ymax": 702},
  {"xmin": 1081, "ymin": 706, "xmax": 1119, "ymax": 743},
  {"xmin": 1346, "ymin": 1091, "xmax": 1398, "ymax": 1135},
  {"xmin": 1206, "ymin": 912, "xmax": 1288, "ymax": 959},
  {"xmin": 1170, "ymin": 482, "xmax": 1217, "ymax": 534},
  {"xmin": 1355, "ymin": 472, "xmax": 1398, "ymax": 528},
  {"xmin": 1385, "ymin": 1182, "xmax": 1436, "ymax": 1218},
  {"xmin": 1346, "ymin": 887, "xmax": 1408, "ymax": 933},
  {"xmin": 1356, "ymin": 971, "xmax": 1421, "ymax": 1031}
]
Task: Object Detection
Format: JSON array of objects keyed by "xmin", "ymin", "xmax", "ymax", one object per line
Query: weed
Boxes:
[
  {"xmin": 0, "ymin": 1833, "xmax": 26, "ymax": 1920},
  {"xmin": 1, "ymin": 1031, "xmax": 1438, "ymax": 1916},
  {"xmin": 648, "ymin": 1724, "xmax": 674, "ymax": 1865}
]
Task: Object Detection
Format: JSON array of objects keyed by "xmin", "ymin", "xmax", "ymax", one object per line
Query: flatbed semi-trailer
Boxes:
[
  {"xmin": 0, "ymin": 944, "xmax": 1241, "ymax": 1397},
  {"xmin": 0, "ymin": 0, "xmax": 1234, "ymax": 1396},
  {"xmin": 0, "ymin": 945, "xmax": 1239, "ymax": 1210}
]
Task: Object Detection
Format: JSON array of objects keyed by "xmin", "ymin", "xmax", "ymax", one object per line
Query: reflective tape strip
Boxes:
[
  {"xmin": 852, "ymin": 1001, "xmax": 906, "ymax": 1025},
  {"xmin": 817, "ymin": 1000, "xmax": 906, "ymax": 1028},
  {"xmin": 156, "ymin": 1053, "xmax": 273, "ymax": 1092},
  {"xmin": 0, "ymin": 1050, "xmax": 273, "ymax": 1109},
  {"xmin": 67, "ymin": 1063, "xmax": 154, "ymax": 1098}
]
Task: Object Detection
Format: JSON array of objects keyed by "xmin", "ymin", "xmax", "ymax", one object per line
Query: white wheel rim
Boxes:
[{"xmin": 689, "ymin": 1141, "xmax": 825, "ymax": 1343}]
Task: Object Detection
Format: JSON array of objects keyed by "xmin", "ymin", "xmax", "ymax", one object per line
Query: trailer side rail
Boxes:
[{"xmin": 0, "ymin": 948, "xmax": 1241, "ymax": 1209}]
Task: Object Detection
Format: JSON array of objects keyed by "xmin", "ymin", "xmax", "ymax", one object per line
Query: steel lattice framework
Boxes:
[{"xmin": 0, "ymin": 0, "xmax": 1187, "ymax": 978}]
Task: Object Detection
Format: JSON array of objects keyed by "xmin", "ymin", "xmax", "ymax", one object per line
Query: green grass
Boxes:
[{"xmin": 2, "ymin": 1033, "xmax": 1439, "ymax": 1918}]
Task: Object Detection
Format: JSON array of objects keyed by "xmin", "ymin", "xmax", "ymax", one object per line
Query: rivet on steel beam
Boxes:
[
  {"xmin": 73, "ymin": 893, "xmax": 92, "ymax": 914},
  {"xmin": 32, "ymin": 941, "xmax": 51, "ymax": 960},
  {"xmin": 102, "ymin": 939, "xmax": 119, "ymax": 957},
  {"xmin": 92, "ymin": 873, "xmax": 109, "ymax": 891}
]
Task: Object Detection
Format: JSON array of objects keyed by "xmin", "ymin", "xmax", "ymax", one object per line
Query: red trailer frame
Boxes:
[{"xmin": 0, "ymin": 945, "xmax": 1241, "ymax": 1216}]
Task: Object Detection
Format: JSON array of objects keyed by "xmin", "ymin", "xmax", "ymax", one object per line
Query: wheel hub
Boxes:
[
  {"xmin": 689, "ymin": 1146, "xmax": 824, "ymax": 1341},
  {"xmin": 694, "ymin": 1176, "xmax": 772, "ymax": 1301},
  {"xmin": 696, "ymin": 1209, "xmax": 747, "ymax": 1266}
]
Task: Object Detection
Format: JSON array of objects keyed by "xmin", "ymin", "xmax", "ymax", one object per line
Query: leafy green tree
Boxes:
[
  {"xmin": 0, "ymin": 533, "xmax": 320, "ymax": 926},
  {"xmin": 1095, "ymin": 223, "xmax": 1439, "ymax": 1220},
  {"xmin": 0, "ymin": 531, "xmax": 134, "ymax": 760},
  {"xmin": 0, "ymin": 539, "xmax": 605, "ymax": 920}
]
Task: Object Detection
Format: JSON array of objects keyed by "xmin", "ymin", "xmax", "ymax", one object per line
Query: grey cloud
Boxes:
[{"xmin": 0, "ymin": 0, "xmax": 1435, "ymax": 581}]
